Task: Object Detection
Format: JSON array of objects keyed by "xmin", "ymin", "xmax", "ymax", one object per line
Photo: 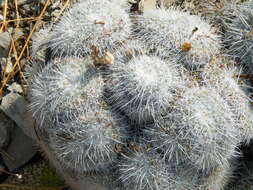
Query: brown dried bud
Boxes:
[
  {"xmin": 246, "ymin": 28, "xmax": 253, "ymax": 37},
  {"xmin": 181, "ymin": 42, "xmax": 192, "ymax": 52},
  {"xmin": 91, "ymin": 46, "xmax": 114, "ymax": 66},
  {"xmin": 94, "ymin": 20, "xmax": 106, "ymax": 25},
  {"xmin": 103, "ymin": 51, "xmax": 115, "ymax": 65},
  {"xmin": 126, "ymin": 48, "xmax": 134, "ymax": 57}
]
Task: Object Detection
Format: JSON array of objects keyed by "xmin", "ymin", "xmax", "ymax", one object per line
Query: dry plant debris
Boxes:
[{"xmin": 0, "ymin": 0, "xmax": 73, "ymax": 98}]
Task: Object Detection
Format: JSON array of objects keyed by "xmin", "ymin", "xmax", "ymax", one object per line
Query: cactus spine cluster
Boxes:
[{"xmin": 27, "ymin": 0, "xmax": 253, "ymax": 189}]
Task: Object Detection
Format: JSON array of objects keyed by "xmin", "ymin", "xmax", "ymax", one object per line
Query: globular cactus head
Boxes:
[
  {"xmin": 105, "ymin": 44, "xmax": 185, "ymax": 124},
  {"xmin": 48, "ymin": 105, "xmax": 128, "ymax": 173},
  {"xmin": 224, "ymin": 0, "xmax": 253, "ymax": 71},
  {"xmin": 201, "ymin": 60, "xmax": 253, "ymax": 144},
  {"xmin": 48, "ymin": 0, "xmax": 131, "ymax": 57},
  {"xmin": 173, "ymin": 87, "xmax": 239, "ymax": 169},
  {"xmin": 134, "ymin": 8, "xmax": 221, "ymax": 69},
  {"xmin": 29, "ymin": 57, "xmax": 104, "ymax": 128},
  {"xmin": 194, "ymin": 163, "xmax": 234, "ymax": 190},
  {"xmin": 145, "ymin": 87, "xmax": 239, "ymax": 170},
  {"xmin": 175, "ymin": 88, "xmax": 239, "ymax": 168},
  {"xmin": 118, "ymin": 143, "xmax": 176, "ymax": 190}
]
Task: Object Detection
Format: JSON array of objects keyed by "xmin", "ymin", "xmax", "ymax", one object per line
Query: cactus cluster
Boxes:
[{"xmin": 27, "ymin": 0, "xmax": 253, "ymax": 190}]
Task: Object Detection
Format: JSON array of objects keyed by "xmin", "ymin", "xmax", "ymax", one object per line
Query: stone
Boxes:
[
  {"xmin": 0, "ymin": 32, "xmax": 11, "ymax": 58},
  {"xmin": 139, "ymin": 0, "xmax": 157, "ymax": 12},
  {"xmin": 0, "ymin": 83, "xmax": 37, "ymax": 171},
  {"xmin": 1, "ymin": 125, "xmax": 36, "ymax": 171},
  {"xmin": 0, "ymin": 83, "xmax": 36, "ymax": 139},
  {"xmin": 0, "ymin": 111, "xmax": 13, "ymax": 148}
]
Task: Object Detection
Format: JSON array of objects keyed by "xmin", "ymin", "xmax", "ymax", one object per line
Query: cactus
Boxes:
[
  {"xmin": 77, "ymin": 0, "xmax": 131, "ymax": 10},
  {"xmin": 26, "ymin": 1, "xmax": 253, "ymax": 190},
  {"xmin": 117, "ymin": 143, "xmax": 182, "ymax": 190},
  {"xmin": 224, "ymin": 0, "xmax": 253, "ymax": 71},
  {"xmin": 25, "ymin": 25, "xmax": 53, "ymax": 96},
  {"xmin": 31, "ymin": 25, "xmax": 52, "ymax": 60},
  {"xmin": 201, "ymin": 58, "xmax": 253, "ymax": 144},
  {"xmin": 161, "ymin": 0, "xmax": 240, "ymax": 26},
  {"xmin": 145, "ymin": 87, "xmax": 239, "ymax": 170},
  {"xmin": 48, "ymin": 0, "xmax": 131, "ymax": 57},
  {"xmin": 196, "ymin": 163, "xmax": 234, "ymax": 190},
  {"xmin": 28, "ymin": 57, "xmax": 105, "ymax": 128},
  {"xmin": 134, "ymin": 8, "xmax": 221, "ymax": 69},
  {"xmin": 104, "ymin": 41, "xmax": 186, "ymax": 125},
  {"xmin": 105, "ymin": 49, "xmax": 185, "ymax": 124},
  {"xmin": 47, "ymin": 106, "xmax": 127, "ymax": 173}
]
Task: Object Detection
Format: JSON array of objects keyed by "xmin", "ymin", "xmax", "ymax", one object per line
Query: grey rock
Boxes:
[
  {"xmin": 0, "ymin": 57, "xmax": 13, "ymax": 75},
  {"xmin": 0, "ymin": 83, "xmax": 37, "ymax": 171},
  {"xmin": 0, "ymin": 32, "xmax": 11, "ymax": 58},
  {"xmin": 0, "ymin": 110, "xmax": 13, "ymax": 148},
  {"xmin": 1, "ymin": 124, "xmax": 37, "ymax": 171},
  {"xmin": 0, "ymin": 158, "xmax": 6, "ymax": 178},
  {"xmin": 0, "ymin": 127, "xmax": 9, "ymax": 148},
  {"xmin": 6, "ymin": 82, "xmax": 23, "ymax": 94},
  {"xmin": 0, "ymin": 83, "xmax": 36, "ymax": 139}
]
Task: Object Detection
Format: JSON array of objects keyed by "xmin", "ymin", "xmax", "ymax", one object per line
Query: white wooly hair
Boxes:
[
  {"xmin": 31, "ymin": 24, "xmax": 52, "ymax": 58},
  {"xmin": 49, "ymin": 0, "xmax": 131, "ymax": 57}
]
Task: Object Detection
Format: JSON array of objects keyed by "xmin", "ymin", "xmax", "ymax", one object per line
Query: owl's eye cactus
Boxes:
[
  {"xmin": 29, "ymin": 57, "xmax": 104, "ymax": 128},
  {"xmin": 134, "ymin": 8, "xmax": 221, "ymax": 69},
  {"xmin": 25, "ymin": 0, "xmax": 253, "ymax": 189},
  {"xmin": 48, "ymin": 0, "xmax": 131, "ymax": 57},
  {"xmin": 224, "ymin": 0, "xmax": 253, "ymax": 71},
  {"xmin": 105, "ymin": 51, "xmax": 185, "ymax": 124}
]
